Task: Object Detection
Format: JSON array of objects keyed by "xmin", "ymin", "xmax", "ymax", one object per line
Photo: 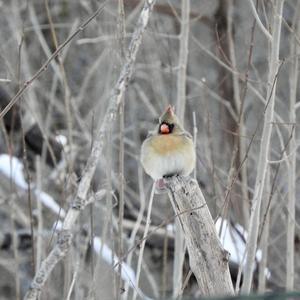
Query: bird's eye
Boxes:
[{"xmin": 168, "ymin": 124, "xmax": 175, "ymax": 132}]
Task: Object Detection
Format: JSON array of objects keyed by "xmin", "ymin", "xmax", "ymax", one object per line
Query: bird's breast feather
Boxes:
[{"xmin": 148, "ymin": 134, "xmax": 192, "ymax": 155}]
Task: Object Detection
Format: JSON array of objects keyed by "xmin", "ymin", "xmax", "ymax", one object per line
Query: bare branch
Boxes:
[
  {"xmin": 24, "ymin": 1, "xmax": 157, "ymax": 299},
  {"xmin": 132, "ymin": 184, "xmax": 155, "ymax": 300},
  {"xmin": 248, "ymin": 0, "xmax": 272, "ymax": 41},
  {"xmin": 286, "ymin": 3, "xmax": 300, "ymax": 289},
  {"xmin": 176, "ymin": 0, "xmax": 190, "ymax": 123},
  {"xmin": 241, "ymin": 1, "xmax": 284, "ymax": 293},
  {"xmin": 0, "ymin": 0, "xmax": 108, "ymax": 121}
]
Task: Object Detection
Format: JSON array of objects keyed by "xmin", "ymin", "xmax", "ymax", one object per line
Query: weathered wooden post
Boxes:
[{"xmin": 166, "ymin": 176, "xmax": 234, "ymax": 296}]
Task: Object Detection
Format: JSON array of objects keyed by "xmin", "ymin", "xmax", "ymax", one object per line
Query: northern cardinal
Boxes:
[{"xmin": 141, "ymin": 106, "xmax": 196, "ymax": 188}]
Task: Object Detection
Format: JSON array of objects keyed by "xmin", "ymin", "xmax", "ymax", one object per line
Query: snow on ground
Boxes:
[
  {"xmin": 55, "ymin": 134, "xmax": 67, "ymax": 147},
  {"xmin": 0, "ymin": 154, "xmax": 28, "ymax": 189},
  {"xmin": 216, "ymin": 218, "xmax": 263, "ymax": 265},
  {"xmin": 216, "ymin": 218, "xmax": 271, "ymax": 278},
  {"xmin": 34, "ymin": 189, "xmax": 66, "ymax": 217},
  {"xmin": 2, "ymin": 154, "xmax": 270, "ymax": 291},
  {"xmin": 0, "ymin": 154, "xmax": 65, "ymax": 216},
  {"xmin": 0, "ymin": 154, "xmax": 149, "ymax": 296},
  {"xmin": 93, "ymin": 237, "xmax": 136, "ymax": 285}
]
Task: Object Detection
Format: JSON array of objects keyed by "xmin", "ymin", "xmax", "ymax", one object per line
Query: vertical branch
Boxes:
[
  {"xmin": 10, "ymin": 2, "xmax": 27, "ymax": 298},
  {"xmin": 117, "ymin": 0, "xmax": 126, "ymax": 59},
  {"xmin": 132, "ymin": 183, "xmax": 155, "ymax": 300},
  {"xmin": 88, "ymin": 128, "xmax": 114, "ymax": 300},
  {"xmin": 66, "ymin": 262, "xmax": 80, "ymax": 300},
  {"xmin": 8, "ymin": 153, "xmax": 21, "ymax": 300},
  {"xmin": 117, "ymin": 101, "xmax": 125, "ymax": 299},
  {"xmin": 123, "ymin": 162, "xmax": 146, "ymax": 300},
  {"xmin": 35, "ymin": 156, "xmax": 43, "ymax": 271},
  {"xmin": 174, "ymin": 2, "xmax": 190, "ymax": 294},
  {"xmin": 44, "ymin": 0, "xmax": 74, "ymax": 171},
  {"xmin": 172, "ymin": 212, "xmax": 186, "ymax": 298},
  {"xmin": 192, "ymin": 111, "xmax": 197, "ymax": 179},
  {"xmin": 176, "ymin": 0, "xmax": 190, "ymax": 123},
  {"xmin": 9, "ymin": 199, "xmax": 21, "ymax": 300},
  {"xmin": 258, "ymin": 168, "xmax": 270, "ymax": 292},
  {"xmin": 161, "ymin": 228, "xmax": 169, "ymax": 298},
  {"xmin": 241, "ymin": 0, "xmax": 284, "ymax": 293},
  {"xmin": 286, "ymin": 5, "xmax": 299, "ymax": 290},
  {"xmin": 247, "ymin": 0, "xmax": 272, "ymax": 41},
  {"xmin": 227, "ymin": 0, "xmax": 250, "ymax": 227},
  {"xmin": 106, "ymin": 127, "xmax": 115, "ymax": 298},
  {"xmin": 88, "ymin": 115, "xmax": 95, "ymax": 299},
  {"xmin": 21, "ymin": 120, "xmax": 35, "ymax": 273},
  {"xmin": 117, "ymin": 1, "xmax": 126, "ymax": 297}
]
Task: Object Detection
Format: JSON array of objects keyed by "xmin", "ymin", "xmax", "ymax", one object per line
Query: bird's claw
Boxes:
[{"xmin": 155, "ymin": 178, "xmax": 168, "ymax": 194}]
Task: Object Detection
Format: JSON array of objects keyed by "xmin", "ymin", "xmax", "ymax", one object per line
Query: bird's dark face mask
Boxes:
[{"xmin": 159, "ymin": 122, "xmax": 174, "ymax": 134}]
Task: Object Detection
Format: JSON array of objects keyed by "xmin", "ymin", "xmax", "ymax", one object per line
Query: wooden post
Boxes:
[{"xmin": 166, "ymin": 176, "xmax": 234, "ymax": 296}]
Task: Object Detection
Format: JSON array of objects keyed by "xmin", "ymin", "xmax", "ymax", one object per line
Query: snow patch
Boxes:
[
  {"xmin": 0, "ymin": 154, "xmax": 64, "ymax": 217},
  {"xmin": 0, "ymin": 154, "xmax": 28, "ymax": 189},
  {"xmin": 55, "ymin": 134, "xmax": 67, "ymax": 147},
  {"xmin": 216, "ymin": 218, "xmax": 262, "ymax": 265},
  {"xmin": 93, "ymin": 237, "xmax": 136, "ymax": 285},
  {"xmin": 35, "ymin": 189, "xmax": 65, "ymax": 218}
]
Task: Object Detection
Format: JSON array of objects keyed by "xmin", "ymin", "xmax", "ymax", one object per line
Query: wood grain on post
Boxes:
[{"xmin": 166, "ymin": 176, "xmax": 234, "ymax": 296}]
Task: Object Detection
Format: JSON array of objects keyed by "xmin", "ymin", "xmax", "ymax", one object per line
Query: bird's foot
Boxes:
[
  {"xmin": 162, "ymin": 173, "xmax": 176, "ymax": 178},
  {"xmin": 155, "ymin": 178, "xmax": 168, "ymax": 194}
]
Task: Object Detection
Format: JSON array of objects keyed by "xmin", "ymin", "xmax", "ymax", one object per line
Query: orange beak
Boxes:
[{"xmin": 160, "ymin": 123, "xmax": 170, "ymax": 134}]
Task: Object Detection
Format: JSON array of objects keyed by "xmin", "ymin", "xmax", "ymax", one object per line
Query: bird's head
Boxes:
[{"xmin": 158, "ymin": 105, "xmax": 183, "ymax": 135}]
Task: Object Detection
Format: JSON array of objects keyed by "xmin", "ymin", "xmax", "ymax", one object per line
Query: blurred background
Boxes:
[{"xmin": 0, "ymin": 0, "xmax": 299, "ymax": 299}]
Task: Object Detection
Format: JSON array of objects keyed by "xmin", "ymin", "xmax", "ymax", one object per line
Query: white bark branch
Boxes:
[
  {"xmin": 241, "ymin": 0, "xmax": 284, "ymax": 293},
  {"xmin": 24, "ymin": 1, "xmax": 157, "ymax": 299},
  {"xmin": 190, "ymin": 34, "xmax": 289, "ymax": 134},
  {"xmin": 176, "ymin": 0, "xmax": 190, "ymax": 123},
  {"xmin": 166, "ymin": 176, "xmax": 234, "ymax": 296},
  {"xmin": 258, "ymin": 169, "xmax": 270, "ymax": 292},
  {"xmin": 227, "ymin": 0, "xmax": 250, "ymax": 228},
  {"xmin": 132, "ymin": 184, "xmax": 155, "ymax": 300},
  {"xmin": 286, "ymin": 5, "xmax": 299, "ymax": 290},
  {"xmin": 174, "ymin": 1, "xmax": 190, "ymax": 293},
  {"xmin": 248, "ymin": 0, "xmax": 272, "ymax": 41},
  {"xmin": 171, "ymin": 200, "xmax": 186, "ymax": 298}
]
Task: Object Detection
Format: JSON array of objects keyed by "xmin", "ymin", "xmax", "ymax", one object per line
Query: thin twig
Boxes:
[
  {"xmin": 44, "ymin": 0, "xmax": 74, "ymax": 172},
  {"xmin": 116, "ymin": 2, "xmax": 126, "ymax": 297},
  {"xmin": 0, "ymin": 0, "xmax": 108, "ymax": 121},
  {"xmin": 21, "ymin": 118, "xmax": 35, "ymax": 274},
  {"xmin": 132, "ymin": 183, "xmax": 155, "ymax": 300},
  {"xmin": 248, "ymin": 0, "xmax": 272, "ymax": 41},
  {"xmin": 123, "ymin": 160, "xmax": 146, "ymax": 300},
  {"xmin": 117, "ymin": 100, "xmax": 125, "ymax": 299},
  {"xmin": 35, "ymin": 157, "xmax": 43, "ymax": 272}
]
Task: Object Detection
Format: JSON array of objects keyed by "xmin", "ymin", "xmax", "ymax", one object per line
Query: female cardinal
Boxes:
[{"xmin": 141, "ymin": 106, "xmax": 196, "ymax": 186}]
